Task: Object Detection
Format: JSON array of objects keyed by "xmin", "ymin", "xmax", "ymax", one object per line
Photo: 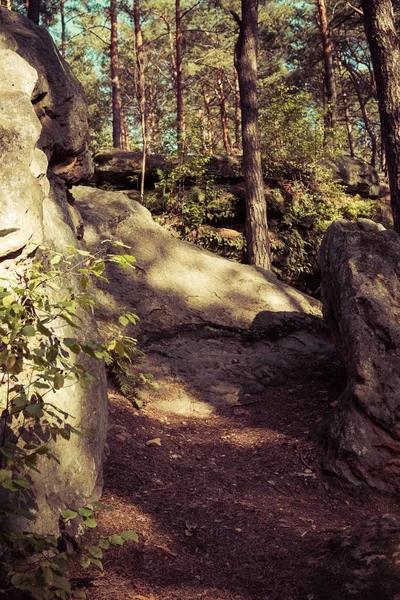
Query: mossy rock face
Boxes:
[{"xmin": 312, "ymin": 515, "xmax": 400, "ymax": 600}]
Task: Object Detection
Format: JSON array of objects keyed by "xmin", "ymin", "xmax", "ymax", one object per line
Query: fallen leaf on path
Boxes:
[
  {"xmin": 185, "ymin": 529, "xmax": 193, "ymax": 537},
  {"xmin": 156, "ymin": 545, "xmax": 178, "ymax": 557},
  {"xmin": 145, "ymin": 438, "xmax": 161, "ymax": 447}
]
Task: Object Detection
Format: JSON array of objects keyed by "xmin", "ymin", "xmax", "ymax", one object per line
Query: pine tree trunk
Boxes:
[
  {"xmin": 234, "ymin": 70, "xmax": 241, "ymax": 151},
  {"xmin": 233, "ymin": 0, "xmax": 271, "ymax": 270},
  {"xmin": 147, "ymin": 80, "xmax": 157, "ymax": 153},
  {"xmin": 216, "ymin": 69, "xmax": 231, "ymax": 154},
  {"xmin": 202, "ymin": 82, "xmax": 214, "ymax": 154},
  {"xmin": 110, "ymin": 0, "xmax": 122, "ymax": 149},
  {"xmin": 175, "ymin": 0, "xmax": 185, "ymax": 154},
  {"xmin": 361, "ymin": 0, "xmax": 400, "ymax": 232},
  {"xmin": 343, "ymin": 60, "xmax": 377, "ymax": 167},
  {"xmin": 27, "ymin": 0, "xmax": 41, "ymax": 24},
  {"xmin": 337, "ymin": 58, "xmax": 354, "ymax": 157},
  {"xmin": 121, "ymin": 113, "xmax": 130, "ymax": 151},
  {"xmin": 316, "ymin": 0, "xmax": 337, "ymax": 137},
  {"xmin": 134, "ymin": 0, "xmax": 146, "ymax": 200},
  {"xmin": 60, "ymin": 0, "xmax": 66, "ymax": 58}
]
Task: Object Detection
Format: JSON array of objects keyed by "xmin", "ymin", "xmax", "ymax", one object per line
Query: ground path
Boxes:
[{"xmin": 72, "ymin": 329, "xmax": 397, "ymax": 600}]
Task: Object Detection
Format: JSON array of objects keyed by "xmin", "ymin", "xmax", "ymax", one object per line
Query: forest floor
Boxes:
[{"xmin": 71, "ymin": 338, "xmax": 399, "ymax": 600}]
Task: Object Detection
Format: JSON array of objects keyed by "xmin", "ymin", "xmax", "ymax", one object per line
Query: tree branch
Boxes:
[{"xmin": 229, "ymin": 9, "xmax": 242, "ymax": 28}]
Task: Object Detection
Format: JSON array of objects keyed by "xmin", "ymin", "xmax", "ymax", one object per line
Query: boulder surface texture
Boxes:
[
  {"xmin": 320, "ymin": 219, "xmax": 400, "ymax": 493},
  {"xmin": 73, "ymin": 186, "xmax": 321, "ymax": 338},
  {"xmin": 324, "ymin": 155, "xmax": 380, "ymax": 198},
  {"xmin": 73, "ymin": 186, "xmax": 326, "ymax": 416},
  {"xmin": 0, "ymin": 9, "xmax": 107, "ymax": 534}
]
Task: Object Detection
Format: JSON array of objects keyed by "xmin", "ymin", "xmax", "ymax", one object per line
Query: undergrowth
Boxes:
[{"xmin": 0, "ymin": 242, "xmax": 141, "ymax": 599}]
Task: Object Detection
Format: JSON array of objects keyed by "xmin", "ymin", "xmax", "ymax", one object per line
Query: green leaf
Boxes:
[
  {"xmin": 98, "ymin": 538, "xmax": 110, "ymax": 550},
  {"xmin": 120, "ymin": 530, "xmax": 139, "ymax": 541},
  {"xmin": 63, "ymin": 338, "xmax": 78, "ymax": 348},
  {"xmin": 114, "ymin": 341, "xmax": 125, "ymax": 357},
  {"xmin": 88, "ymin": 545, "xmax": 102, "ymax": 559},
  {"xmin": 50, "ymin": 254, "xmax": 63, "ymax": 266},
  {"xmin": 0, "ymin": 448, "xmax": 13, "ymax": 458},
  {"xmin": 80, "ymin": 556, "xmax": 91, "ymax": 569},
  {"xmin": 78, "ymin": 507, "xmax": 92, "ymax": 518},
  {"xmin": 2, "ymin": 295, "xmax": 13, "ymax": 308},
  {"xmin": 13, "ymin": 478, "xmax": 32, "ymax": 490},
  {"xmin": 22, "ymin": 325, "xmax": 35, "ymax": 337},
  {"xmin": 118, "ymin": 315, "xmax": 129, "ymax": 327},
  {"xmin": 109, "ymin": 534, "xmax": 124, "ymax": 545},
  {"xmin": 54, "ymin": 374, "xmax": 65, "ymax": 390},
  {"xmin": 89, "ymin": 558, "xmax": 103, "ymax": 571},
  {"xmin": 52, "ymin": 574, "xmax": 72, "ymax": 593},
  {"xmin": 79, "ymin": 274, "xmax": 90, "ymax": 292},
  {"xmin": 61, "ymin": 509, "xmax": 78, "ymax": 520},
  {"xmin": 59, "ymin": 428, "xmax": 71, "ymax": 440},
  {"xmin": 84, "ymin": 518, "xmax": 97, "ymax": 528},
  {"xmin": 37, "ymin": 321, "xmax": 52, "ymax": 337},
  {"xmin": 26, "ymin": 403, "xmax": 44, "ymax": 417}
]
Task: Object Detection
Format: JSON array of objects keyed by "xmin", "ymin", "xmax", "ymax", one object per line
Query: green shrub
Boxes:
[{"xmin": 0, "ymin": 243, "xmax": 139, "ymax": 599}]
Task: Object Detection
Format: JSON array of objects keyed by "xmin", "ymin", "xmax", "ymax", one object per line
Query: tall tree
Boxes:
[
  {"xmin": 27, "ymin": 0, "xmax": 41, "ymax": 23},
  {"xmin": 175, "ymin": 0, "xmax": 185, "ymax": 153},
  {"xmin": 232, "ymin": 0, "xmax": 271, "ymax": 270},
  {"xmin": 134, "ymin": 0, "xmax": 146, "ymax": 199},
  {"xmin": 110, "ymin": 0, "xmax": 122, "ymax": 148},
  {"xmin": 60, "ymin": 0, "xmax": 66, "ymax": 58},
  {"xmin": 316, "ymin": 0, "xmax": 337, "ymax": 138},
  {"xmin": 361, "ymin": 0, "xmax": 400, "ymax": 232}
]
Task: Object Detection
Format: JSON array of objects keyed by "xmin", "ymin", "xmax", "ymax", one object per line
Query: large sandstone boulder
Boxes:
[
  {"xmin": 0, "ymin": 8, "xmax": 91, "ymax": 185},
  {"xmin": 324, "ymin": 155, "xmax": 380, "ymax": 198},
  {"xmin": 93, "ymin": 148, "xmax": 167, "ymax": 189},
  {"xmin": 92, "ymin": 149, "xmax": 244, "ymax": 189},
  {"xmin": 72, "ymin": 186, "xmax": 321, "ymax": 338},
  {"xmin": 319, "ymin": 219, "xmax": 400, "ymax": 493},
  {"xmin": 73, "ymin": 186, "xmax": 326, "ymax": 416},
  {"xmin": 0, "ymin": 11, "xmax": 107, "ymax": 534}
]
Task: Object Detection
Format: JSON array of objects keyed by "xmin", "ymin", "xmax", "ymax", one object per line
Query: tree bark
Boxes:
[
  {"xmin": 121, "ymin": 113, "xmax": 130, "ymax": 151},
  {"xmin": 316, "ymin": 0, "xmax": 337, "ymax": 138},
  {"xmin": 60, "ymin": 0, "xmax": 66, "ymax": 58},
  {"xmin": 337, "ymin": 57, "xmax": 354, "ymax": 158},
  {"xmin": 232, "ymin": 0, "xmax": 271, "ymax": 270},
  {"xmin": 110, "ymin": 0, "xmax": 122, "ymax": 148},
  {"xmin": 134, "ymin": 0, "xmax": 147, "ymax": 200},
  {"xmin": 202, "ymin": 81, "xmax": 214, "ymax": 154},
  {"xmin": 234, "ymin": 70, "xmax": 241, "ymax": 150},
  {"xmin": 27, "ymin": 0, "xmax": 41, "ymax": 24},
  {"xmin": 216, "ymin": 69, "xmax": 232, "ymax": 154},
  {"xmin": 343, "ymin": 60, "xmax": 377, "ymax": 167},
  {"xmin": 360, "ymin": 0, "xmax": 400, "ymax": 231},
  {"xmin": 176, "ymin": 0, "xmax": 185, "ymax": 154}
]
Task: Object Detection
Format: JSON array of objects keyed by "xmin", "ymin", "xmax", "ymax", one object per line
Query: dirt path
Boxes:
[{"xmin": 72, "ymin": 332, "xmax": 397, "ymax": 600}]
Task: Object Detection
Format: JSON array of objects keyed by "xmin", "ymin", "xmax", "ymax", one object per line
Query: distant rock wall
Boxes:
[{"xmin": 0, "ymin": 9, "xmax": 107, "ymax": 534}]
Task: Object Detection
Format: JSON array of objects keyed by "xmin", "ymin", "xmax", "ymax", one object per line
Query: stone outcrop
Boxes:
[
  {"xmin": 319, "ymin": 219, "xmax": 400, "ymax": 493},
  {"xmin": 92, "ymin": 149, "xmax": 244, "ymax": 190},
  {"xmin": 72, "ymin": 186, "xmax": 327, "ymax": 416},
  {"xmin": 92, "ymin": 148, "xmax": 166, "ymax": 189},
  {"xmin": 0, "ymin": 8, "xmax": 91, "ymax": 185},
  {"xmin": 0, "ymin": 10, "xmax": 107, "ymax": 534},
  {"xmin": 72, "ymin": 186, "xmax": 321, "ymax": 338},
  {"xmin": 324, "ymin": 155, "xmax": 380, "ymax": 198}
]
